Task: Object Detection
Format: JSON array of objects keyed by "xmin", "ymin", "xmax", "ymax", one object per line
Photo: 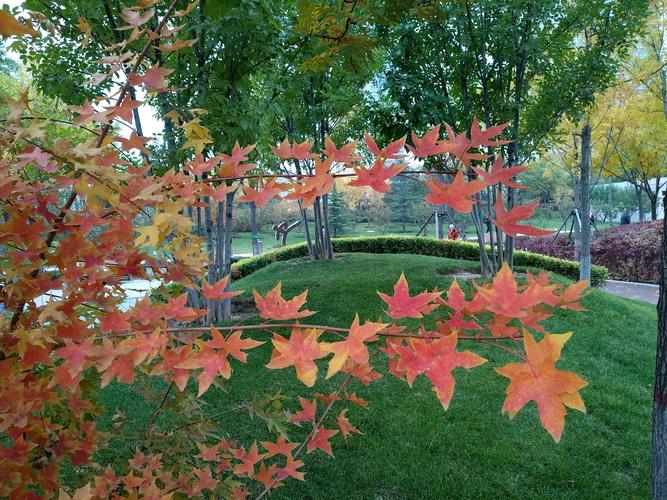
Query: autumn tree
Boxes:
[
  {"xmin": 374, "ymin": 0, "xmax": 648, "ymax": 272},
  {"xmin": 0, "ymin": 3, "xmax": 595, "ymax": 498}
]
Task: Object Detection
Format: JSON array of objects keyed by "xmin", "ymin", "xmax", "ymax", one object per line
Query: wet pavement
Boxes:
[{"xmin": 602, "ymin": 279, "xmax": 659, "ymax": 305}]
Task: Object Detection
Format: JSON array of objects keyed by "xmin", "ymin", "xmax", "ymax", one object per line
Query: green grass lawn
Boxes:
[{"xmin": 99, "ymin": 253, "xmax": 655, "ymax": 498}]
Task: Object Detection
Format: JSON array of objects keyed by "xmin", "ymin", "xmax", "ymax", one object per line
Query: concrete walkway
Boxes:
[{"xmin": 602, "ymin": 279, "xmax": 659, "ymax": 305}]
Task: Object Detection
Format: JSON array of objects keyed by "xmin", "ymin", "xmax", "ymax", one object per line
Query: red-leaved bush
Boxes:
[{"xmin": 517, "ymin": 221, "xmax": 662, "ymax": 283}]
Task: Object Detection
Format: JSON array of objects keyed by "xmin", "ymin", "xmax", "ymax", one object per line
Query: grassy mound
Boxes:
[{"xmin": 101, "ymin": 253, "xmax": 654, "ymax": 498}]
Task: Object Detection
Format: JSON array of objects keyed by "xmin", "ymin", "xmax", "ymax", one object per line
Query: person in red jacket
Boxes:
[{"xmin": 447, "ymin": 224, "xmax": 460, "ymax": 240}]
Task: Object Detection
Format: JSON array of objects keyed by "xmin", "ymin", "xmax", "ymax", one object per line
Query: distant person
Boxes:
[
  {"xmin": 448, "ymin": 224, "xmax": 460, "ymax": 240},
  {"xmin": 620, "ymin": 210, "xmax": 631, "ymax": 225}
]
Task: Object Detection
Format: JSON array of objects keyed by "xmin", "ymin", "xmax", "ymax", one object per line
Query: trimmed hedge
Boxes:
[{"xmin": 231, "ymin": 236, "xmax": 608, "ymax": 287}]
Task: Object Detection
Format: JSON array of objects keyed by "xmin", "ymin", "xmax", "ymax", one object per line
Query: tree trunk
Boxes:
[
  {"xmin": 652, "ymin": 189, "xmax": 667, "ymax": 497},
  {"xmin": 249, "ymin": 201, "xmax": 260, "ymax": 255},
  {"xmin": 222, "ymin": 189, "xmax": 235, "ymax": 319},
  {"xmin": 637, "ymin": 185, "xmax": 646, "ymax": 222},
  {"xmin": 579, "ymin": 124, "xmax": 592, "ymax": 282}
]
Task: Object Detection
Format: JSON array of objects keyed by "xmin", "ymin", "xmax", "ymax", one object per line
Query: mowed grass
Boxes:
[{"xmin": 99, "ymin": 253, "xmax": 655, "ymax": 498}]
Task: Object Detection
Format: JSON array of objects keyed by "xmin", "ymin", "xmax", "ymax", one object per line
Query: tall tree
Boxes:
[{"xmin": 375, "ymin": 0, "xmax": 649, "ymax": 271}]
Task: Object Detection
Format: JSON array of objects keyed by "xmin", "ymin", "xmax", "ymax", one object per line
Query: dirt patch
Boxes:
[{"xmin": 229, "ymin": 295, "xmax": 258, "ymax": 321}]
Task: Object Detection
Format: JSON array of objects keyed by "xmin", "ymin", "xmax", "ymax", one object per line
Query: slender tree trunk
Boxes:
[
  {"xmin": 249, "ymin": 201, "xmax": 260, "ymax": 255},
  {"xmin": 222, "ymin": 189, "xmax": 235, "ymax": 319},
  {"xmin": 321, "ymin": 193, "xmax": 334, "ymax": 258},
  {"xmin": 652, "ymin": 189, "xmax": 667, "ymax": 497},
  {"xmin": 204, "ymin": 199, "xmax": 217, "ymax": 324},
  {"xmin": 637, "ymin": 186, "xmax": 646, "ymax": 222},
  {"xmin": 579, "ymin": 124, "xmax": 592, "ymax": 282},
  {"xmin": 293, "ymin": 159, "xmax": 316, "ymax": 259}
]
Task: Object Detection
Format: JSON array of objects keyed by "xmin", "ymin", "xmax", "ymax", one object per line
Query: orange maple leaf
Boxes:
[
  {"xmin": 378, "ymin": 273, "xmax": 441, "ymax": 319},
  {"xmin": 238, "ymin": 176, "xmax": 283, "ymax": 208},
  {"xmin": 323, "ymin": 134, "xmax": 361, "ymax": 163},
  {"xmin": 252, "ymin": 283, "xmax": 315, "ymax": 320},
  {"xmin": 349, "ymin": 158, "xmax": 407, "ymax": 193},
  {"xmin": 558, "ymin": 280, "xmax": 589, "ymax": 311},
  {"xmin": 473, "ymin": 263, "xmax": 543, "ymax": 319},
  {"xmin": 337, "ymin": 409, "xmax": 362, "ymax": 441},
  {"xmin": 472, "ymin": 156, "xmax": 526, "ymax": 189},
  {"xmin": 406, "ymin": 125, "xmax": 449, "ymax": 158},
  {"xmin": 177, "ymin": 326, "xmax": 262, "ymax": 396},
  {"xmin": 495, "ymin": 331, "xmax": 587, "ymax": 442},
  {"xmin": 322, "ymin": 314, "xmax": 386, "ymax": 378},
  {"xmin": 284, "ymin": 157, "xmax": 334, "ymax": 208},
  {"xmin": 265, "ymin": 327, "xmax": 327, "ymax": 386},
  {"xmin": 218, "ymin": 141, "xmax": 256, "ymax": 164},
  {"xmin": 202, "ymin": 274, "xmax": 244, "ymax": 301},
  {"xmin": 393, "ymin": 333, "xmax": 486, "ymax": 409},
  {"xmin": 492, "ymin": 196, "xmax": 554, "ymax": 237},
  {"xmin": 424, "ymin": 171, "xmax": 486, "ymax": 213},
  {"xmin": 271, "ymin": 138, "xmax": 316, "ymax": 160}
]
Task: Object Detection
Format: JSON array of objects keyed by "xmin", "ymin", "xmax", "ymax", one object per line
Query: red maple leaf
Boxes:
[
  {"xmin": 492, "ymin": 196, "xmax": 554, "ymax": 237},
  {"xmin": 266, "ymin": 328, "xmax": 327, "ymax": 386},
  {"xmin": 191, "ymin": 466, "xmax": 219, "ymax": 495},
  {"xmin": 164, "ymin": 293, "xmax": 205, "ymax": 322},
  {"xmin": 292, "ymin": 396, "xmax": 317, "ymax": 423},
  {"xmin": 306, "ymin": 427, "xmax": 338, "ymax": 456},
  {"xmin": 468, "ymin": 117, "xmax": 511, "ymax": 148},
  {"xmin": 55, "ymin": 339, "xmax": 94, "ymax": 378},
  {"xmin": 233, "ymin": 442, "xmax": 266, "ymax": 477},
  {"xmin": 322, "ymin": 314, "xmax": 386, "ymax": 378},
  {"xmin": 276, "ymin": 455, "xmax": 305, "ymax": 481},
  {"xmin": 424, "ymin": 171, "xmax": 486, "ymax": 213},
  {"xmin": 349, "ymin": 158, "xmax": 407, "ymax": 193},
  {"xmin": 261, "ymin": 435, "xmax": 297, "ymax": 458},
  {"xmin": 472, "ymin": 156, "xmax": 526, "ymax": 189},
  {"xmin": 129, "ymin": 64, "xmax": 174, "ymax": 92},
  {"xmin": 364, "ymin": 132, "xmax": 406, "ymax": 159},
  {"xmin": 406, "ymin": 125, "xmax": 448, "ymax": 158},
  {"xmin": 254, "ymin": 463, "xmax": 281, "ymax": 490},
  {"xmin": 378, "ymin": 273, "xmax": 441, "ymax": 319},
  {"xmin": 495, "ymin": 332, "xmax": 587, "ymax": 442},
  {"xmin": 105, "ymin": 97, "xmax": 142, "ymax": 123},
  {"xmin": 252, "ymin": 283, "xmax": 315, "ymax": 320}
]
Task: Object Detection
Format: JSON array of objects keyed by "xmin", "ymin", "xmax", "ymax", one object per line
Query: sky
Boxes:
[{"xmin": 2, "ymin": 0, "xmax": 165, "ymax": 139}]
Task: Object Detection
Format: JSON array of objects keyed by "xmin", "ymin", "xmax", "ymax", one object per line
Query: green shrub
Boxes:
[{"xmin": 231, "ymin": 236, "xmax": 608, "ymax": 287}]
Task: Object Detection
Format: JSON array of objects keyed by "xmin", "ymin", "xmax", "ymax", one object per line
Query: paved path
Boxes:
[{"xmin": 602, "ymin": 279, "xmax": 659, "ymax": 305}]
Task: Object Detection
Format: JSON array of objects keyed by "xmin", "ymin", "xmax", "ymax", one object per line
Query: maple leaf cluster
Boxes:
[{"xmin": 0, "ymin": 0, "xmax": 588, "ymax": 497}]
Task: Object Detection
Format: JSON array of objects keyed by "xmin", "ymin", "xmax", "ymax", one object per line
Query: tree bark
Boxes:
[
  {"xmin": 222, "ymin": 189, "xmax": 235, "ymax": 319},
  {"xmin": 652, "ymin": 189, "xmax": 667, "ymax": 497},
  {"xmin": 579, "ymin": 124, "xmax": 592, "ymax": 282}
]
